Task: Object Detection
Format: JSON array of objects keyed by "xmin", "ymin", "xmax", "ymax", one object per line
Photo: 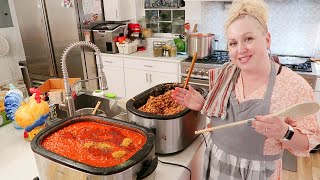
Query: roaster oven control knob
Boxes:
[
  {"xmin": 192, "ymin": 69, "xmax": 198, "ymax": 75},
  {"xmin": 185, "ymin": 69, "xmax": 189, "ymax": 73},
  {"xmin": 198, "ymin": 70, "xmax": 204, "ymax": 76},
  {"xmin": 205, "ymin": 71, "xmax": 209, "ymax": 76}
]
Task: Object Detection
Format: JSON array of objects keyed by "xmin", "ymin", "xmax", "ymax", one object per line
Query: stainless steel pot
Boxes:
[
  {"xmin": 31, "ymin": 115, "xmax": 157, "ymax": 180},
  {"xmin": 126, "ymin": 83, "xmax": 208, "ymax": 154},
  {"xmin": 186, "ymin": 33, "xmax": 214, "ymax": 59}
]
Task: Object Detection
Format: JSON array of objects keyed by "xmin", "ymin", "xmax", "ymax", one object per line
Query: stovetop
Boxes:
[
  {"xmin": 184, "ymin": 50, "xmax": 230, "ymax": 64},
  {"xmin": 281, "ymin": 61, "xmax": 312, "ymax": 72},
  {"xmin": 183, "ymin": 51, "xmax": 313, "ymax": 72}
]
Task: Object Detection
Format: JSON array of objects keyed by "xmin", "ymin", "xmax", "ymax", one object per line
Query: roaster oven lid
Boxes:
[
  {"xmin": 126, "ymin": 83, "xmax": 208, "ymax": 120},
  {"xmin": 31, "ymin": 115, "xmax": 155, "ymax": 175}
]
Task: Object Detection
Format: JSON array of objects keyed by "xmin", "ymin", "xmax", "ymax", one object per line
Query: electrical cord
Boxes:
[
  {"xmin": 201, "ymin": 133, "xmax": 207, "ymax": 147},
  {"xmin": 158, "ymin": 159, "xmax": 192, "ymax": 180}
]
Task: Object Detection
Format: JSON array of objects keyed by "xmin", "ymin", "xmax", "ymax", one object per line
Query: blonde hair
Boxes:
[{"xmin": 225, "ymin": 0, "xmax": 269, "ymax": 33}]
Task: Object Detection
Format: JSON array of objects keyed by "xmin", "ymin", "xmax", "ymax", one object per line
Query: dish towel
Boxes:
[{"xmin": 201, "ymin": 62, "xmax": 240, "ymax": 119}]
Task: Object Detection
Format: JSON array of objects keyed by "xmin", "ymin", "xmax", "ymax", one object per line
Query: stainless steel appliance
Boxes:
[
  {"xmin": 277, "ymin": 55, "xmax": 317, "ymax": 89},
  {"xmin": 126, "ymin": 83, "xmax": 207, "ymax": 154},
  {"xmin": 13, "ymin": 0, "xmax": 104, "ymax": 90},
  {"xmin": 180, "ymin": 50, "xmax": 317, "ymax": 91},
  {"xmin": 31, "ymin": 115, "xmax": 157, "ymax": 180},
  {"xmin": 92, "ymin": 23, "xmax": 126, "ymax": 54},
  {"xmin": 186, "ymin": 33, "xmax": 214, "ymax": 59}
]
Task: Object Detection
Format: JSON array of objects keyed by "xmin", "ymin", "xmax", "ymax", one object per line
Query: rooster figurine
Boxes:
[{"xmin": 15, "ymin": 87, "xmax": 50, "ymax": 141}]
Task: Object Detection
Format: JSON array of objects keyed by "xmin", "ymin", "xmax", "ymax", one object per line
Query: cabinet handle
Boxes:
[
  {"xmin": 104, "ymin": 60, "xmax": 112, "ymax": 63},
  {"xmin": 144, "ymin": 65, "xmax": 153, "ymax": 68},
  {"xmin": 116, "ymin": 10, "xmax": 118, "ymax": 19},
  {"xmin": 146, "ymin": 73, "xmax": 149, "ymax": 82},
  {"xmin": 149, "ymin": 73, "xmax": 152, "ymax": 83}
]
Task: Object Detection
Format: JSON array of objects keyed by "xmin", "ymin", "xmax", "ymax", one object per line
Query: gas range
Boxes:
[
  {"xmin": 183, "ymin": 50, "xmax": 230, "ymax": 64},
  {"xmin": 180, "ymin": 51, "xmax": 317, "ymax": 89},
  {"xmin": 277, "ymin": 55, "xmax": 312, "ymax": 72},
  {"xmin": 180, "ymin": 50, "xmax": 230, "ymax": 80}
]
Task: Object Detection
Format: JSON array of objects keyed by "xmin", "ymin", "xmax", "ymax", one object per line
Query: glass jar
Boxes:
[
  {"xmin": 169, "ymin": 44, "xmax": 177, "ymax": 57},
  {"xmin": 172, "ymin": 17, "xmax": 185, "ymax": 34},
  {"xmin": 153, "ymin": 42, "xmax": 164, "ymax": 57}
]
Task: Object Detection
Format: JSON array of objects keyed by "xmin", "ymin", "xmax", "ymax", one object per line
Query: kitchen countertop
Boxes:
[
  {"xmin": 101, "ymin": 50, "xmax": 188, "ymax": 63},
  {"xmin": 0, "ymin": 122, "xmax": 205, "ymax": 180}
]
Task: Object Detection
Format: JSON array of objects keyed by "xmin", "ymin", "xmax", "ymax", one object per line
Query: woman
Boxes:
[{"xmin": 172, "ymin": 0, "xmax": 320, "ymax": 179}]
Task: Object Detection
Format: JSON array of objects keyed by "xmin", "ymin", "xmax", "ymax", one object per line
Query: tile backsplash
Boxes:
[{"xmin": 201, "ymin": 0, "xmax": 320, "ymax": 56}]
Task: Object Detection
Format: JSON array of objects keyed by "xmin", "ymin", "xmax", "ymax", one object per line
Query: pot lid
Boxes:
[{"xmin": 278, "ymin": 56, "xmax": 308, "ymax": 65}]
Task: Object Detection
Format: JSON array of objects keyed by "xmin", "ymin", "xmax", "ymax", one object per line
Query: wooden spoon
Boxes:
[
  {"xmin": 183, "ymin": 52, "xmax": 197, "ymax": 89},
  {"xmin": 92, "ymin": 101, "xmax": 101, "ymax": 115},
  {"xmin": 195, "ymin": 101, "xmax": 320, "ymax": 134}
]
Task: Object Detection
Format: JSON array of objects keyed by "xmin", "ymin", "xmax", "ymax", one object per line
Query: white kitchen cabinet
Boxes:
[
  {"xmin": 103, "ymin": 0, "xmax": 135, "ymax": 21},
  {"xmin": 101, "ymin": 55, "xmax": 126, "ymax": 98},
  {"xmin": 149, "ymin": 71, "xmax": 178, "ymax": 87},
  {"xmin": 124, "ymin": 68, "xmax": 150, "ymax": 98},
  {"xmin": 124, "ymin": 69, "xmax": 179, "ymax": 98},
  {"xmin": 103, "ymin": 66, "xmax": 126, "ymax": 98},
  {"xmin": 100, "ymin": 54, "xmax": 180, "ymax": 99},
  {"xmin": 124, "ymin": 58, "xmax": 179, "ymax": 98}
]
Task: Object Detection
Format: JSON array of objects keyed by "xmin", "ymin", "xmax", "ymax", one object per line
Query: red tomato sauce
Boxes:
[{"xmin": 42, "ymin": 121, "xmax": 146, "ymax": 167}]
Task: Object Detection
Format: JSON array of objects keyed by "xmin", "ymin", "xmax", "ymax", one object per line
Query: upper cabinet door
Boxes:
[{"xmin": 103, "ymin": 0, "xmax": 135, "ymax": 21}]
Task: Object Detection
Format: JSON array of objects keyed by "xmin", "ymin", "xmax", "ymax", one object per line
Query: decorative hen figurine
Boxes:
[{"xmin": 15, "ymin": 87, "xmax": 50, "ymax": 141}]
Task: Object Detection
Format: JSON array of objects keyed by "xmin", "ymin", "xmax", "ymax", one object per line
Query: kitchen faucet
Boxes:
[{"xmin": 60, "ymin": 41, "xmax": 108, "ymax": 117}]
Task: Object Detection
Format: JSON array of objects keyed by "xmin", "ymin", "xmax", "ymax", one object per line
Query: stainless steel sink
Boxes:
[{"xmin": 53, "ymin": 93, "xmax": 123, "ymax": 120}]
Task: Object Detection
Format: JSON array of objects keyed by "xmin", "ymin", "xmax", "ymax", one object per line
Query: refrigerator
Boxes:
[{"xmin": 13, "ymin": 0, "xmax": 104, "ymax": 90}]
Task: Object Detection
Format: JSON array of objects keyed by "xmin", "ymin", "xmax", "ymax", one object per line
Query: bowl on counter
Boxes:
[{"xmin": 31, "ymin": 115, "xmax": 157, "ymax": 180}]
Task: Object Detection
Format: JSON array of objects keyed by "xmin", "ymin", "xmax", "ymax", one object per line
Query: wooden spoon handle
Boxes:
[
  {"xmin": 92, "ymin": 101, "xmax": 101, "ymax": 115},
  {"xmin": 195, "ymin": 102, "xmax": 320, "ymax": 134},
  {"xmin": 183, "ymin": 52, "xmax": 197, "ymax": 89},
  {"xmin": 195, "ymin": 118, "xmax": 253, "ymax": 134}
]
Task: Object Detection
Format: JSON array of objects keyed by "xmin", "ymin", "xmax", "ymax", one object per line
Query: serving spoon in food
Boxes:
[
  {"xmin": 183, "ymin": 52, "xmax": 197, "ymax": 89},
  {"xmin": 92, "ymin": 101, "xmax": 101, "ymax": 115},
  {"xmin": 195, "ymin": 101, "xmax": 320, "ymax": 134}
]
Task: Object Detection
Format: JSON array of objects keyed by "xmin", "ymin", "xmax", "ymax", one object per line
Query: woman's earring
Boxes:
[{"xmin": 268, "ymin": 49, "xmax": 274, "ymax": 61}]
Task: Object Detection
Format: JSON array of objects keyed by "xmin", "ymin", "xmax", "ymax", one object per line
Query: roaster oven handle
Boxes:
[{"xmin": 136, "ymin": 156, "xmax": 158, "ymax": 180}]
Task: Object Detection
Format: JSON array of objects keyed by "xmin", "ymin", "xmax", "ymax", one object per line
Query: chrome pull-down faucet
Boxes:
[{"xmin": 60, "ymin": 41, "xmax": 108, "ymax": 117}]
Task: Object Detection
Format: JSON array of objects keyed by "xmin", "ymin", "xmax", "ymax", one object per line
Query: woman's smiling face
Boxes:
[{"xmin": 226, "ymin": 16, "xmax": 271, "ymax": 72}]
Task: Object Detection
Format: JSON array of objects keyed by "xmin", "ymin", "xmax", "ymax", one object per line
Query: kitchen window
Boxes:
[{"xmin": 144, "ymin": 1, "xmax": 185, "ymax": 34}]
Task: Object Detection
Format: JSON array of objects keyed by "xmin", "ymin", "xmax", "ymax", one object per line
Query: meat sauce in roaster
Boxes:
[{"xmin": 138, "ymin": 90, "xmax": 185, "ymax": 115}]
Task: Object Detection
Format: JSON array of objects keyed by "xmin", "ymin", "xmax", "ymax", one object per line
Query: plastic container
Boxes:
[{"xmin": 116, "ymin": 42, "xmax": 138, "ymax": 54}]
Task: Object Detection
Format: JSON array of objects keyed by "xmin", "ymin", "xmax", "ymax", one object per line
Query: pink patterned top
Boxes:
[{"xmin": 233, "ymin": 66, "xmax": 320, "ymax": 179}]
